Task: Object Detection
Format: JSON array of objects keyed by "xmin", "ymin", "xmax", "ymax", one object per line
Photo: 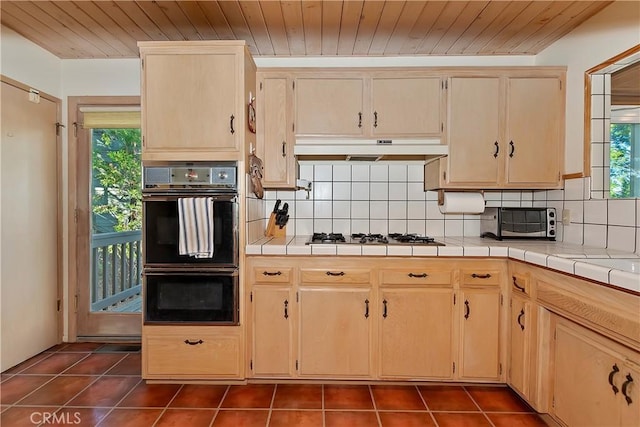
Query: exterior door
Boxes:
[
  {"xmin": 1, "ymin": 80, "xmax": 60, "ymax": 370},
  {"xmin": 71, "ymin": 96, "xmax": 142, "ymax": 338}
]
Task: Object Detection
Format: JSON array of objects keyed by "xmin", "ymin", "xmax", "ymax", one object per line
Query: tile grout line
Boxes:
[
  {"xmin": 414, "ymin": 384, "xmax": 440, "ymax": 427},
  {"xmin": 208, "ymin": 384, "xmax": 230, "ymax": 426},
  {"xmin": 94, "ymin": 375, "xmax": 144, "ymax": 427},
  {"xmin": 367, "ymin": 384, "xmax": 383, "ymax": 427},
  {"xmin": 150, "ymin": 383, "xmax": 184, "ymax": 427},
  {"xmin": 266, "ymin": 383, "xmax": 277, "ymax": 427}
]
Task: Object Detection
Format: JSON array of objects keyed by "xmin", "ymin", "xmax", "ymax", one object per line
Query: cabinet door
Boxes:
[
  {"xmin": 459, "ymin": 288, "xmax": 501, "ymax": 380},
  {"xmin": 258, "ymin": 75, "xmax": 296, "ymax": 188},
  {"xmin": 295, "ymin": 78, "xmax": 365, "ymax": 136},
  {"xmin": 252, "ymin": 286, "xmax": 293, "ymax": 377},
  {"xmin": 554, "ymin": 322, "xmax": 622, "ymax": 427},
  {"xmin": 446, "ymin": 77, "xmax": 501, "ymax": 186},
  {"xmin": 380, "ymin": 287, "xmax": 453, "ymax": 379},
  {"xmin": 298, "ymin": 287, "xmax": 371, "ymax": 377},
  {"xmin": 371, "ymin": 77, "xmax": 442, "ymax": 136},
  {"xmin": 143, "ymin": 53, "xmax": 237, "ymax": 152},
  {"xmin": 509, "ymin": 294, "xmax": 531, "ymax": 398},
  {"xmin": 506, "ymin": 77, "xmax": 562, "ymax": 186},
  {"xmin": 621, "ymin": 365, "xmax": 640, "ymax": 427}
]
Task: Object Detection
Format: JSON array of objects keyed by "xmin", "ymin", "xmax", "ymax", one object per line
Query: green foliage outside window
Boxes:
[{"xmin": 92, "ymin": 128, "xmax": 142, "ymax": 233}]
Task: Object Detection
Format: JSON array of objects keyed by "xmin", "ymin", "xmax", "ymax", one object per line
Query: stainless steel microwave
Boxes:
[{"xmin": 480, "ymin": 207, "xmax": 556, "ymax": 240}]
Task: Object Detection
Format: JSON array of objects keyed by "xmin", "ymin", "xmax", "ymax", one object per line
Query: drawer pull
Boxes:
[
  {"xmin": 471, "ymin": 273, "xmax": 492, "ymax": 279},
  {"xmin": 184, "ymin": 339, "xmax": 203, "ymax": 346},
  {"xmin": 517, "ymin": 309, "xmax": 525, "ymax": 331},
  {"xmin": 408, "ymin": 272, "xmax": 428, "ymax": 278},
  {"xmin": 622, "ymin": 374, "xmax": 634, "ymax": 405},
  {"xmin": 284, "ymin": 299, "xmax": 289, "ymax": 319},
  {"xmin": 608, "ymin": 364, "xmax": 620, "ymax": 394},
  {"xmin": 364, "ymin": 299, "xmax": 370, "ymax": 318},
  {"xmin": 512, "ymin": 276, "xmax": 526, "ymax": 292},
  {"xmin": 493, "ymin": 141, "xmax": 499, "ymax": 158},
  {"xmin": 326, "ymin": 271, "xmax": 345, "ymax": 276},
  {"xmin": 464, "ymin": 300, "xmax": 470, "ymax": 319},
  {"xmin": 263, "ymin": 271, "xmax": 282, "ymax": 276},
  {"xmin": 383, "ymin": 299, "xmax": 388, "ymax": 318}
]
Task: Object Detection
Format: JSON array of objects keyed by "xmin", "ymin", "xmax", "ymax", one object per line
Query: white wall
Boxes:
[
  {"xmin": 535, "ymin": 1, "xmax": 640, "ymax": 175},
  {"xmin": 0, "ymin": 26, "xmax": 62, "ymax": 97}
]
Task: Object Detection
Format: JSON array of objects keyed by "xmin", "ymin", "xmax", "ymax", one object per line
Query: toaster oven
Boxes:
[{"xmin": 480, "ymin": 207, "xmax": 556, "ymax": 240}]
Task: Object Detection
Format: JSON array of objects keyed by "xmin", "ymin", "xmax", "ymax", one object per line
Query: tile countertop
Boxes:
[{"xmin": 246, "ymin": 236, "xmax": 640, "ymax": 294}]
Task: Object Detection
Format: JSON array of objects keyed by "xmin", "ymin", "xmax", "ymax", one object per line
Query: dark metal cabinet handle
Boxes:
[
  {"xmin": 472, "ymin": 273, "xmax": 492, "ymax": 279},
  {"xmin": 326, "ymin": 271, "xmax": 345, "ymax": 276},
  {"xmin": 622, "ymin": 373, "xmax": 634, "ymax": 405},
  {"xmin": 184, "ymin": 339, "xmax": 203, "ymax": 345},
  {"xmin": 358, "ymin": 112, "xmax": 362, "ymax": 128},
  {"xmin": 364, "ymin": 299, "xmax": 370, "ymax": 318},
  {"xmin": 282, "ymin": 141, "xmax": 286, "ymax": 157},
  {"xmin": 263, "ymin": 271, "xmax": 282, "ymax": 276},
  {"xmin": 517, "ymin": 309, "xmax": 525, "ymax": 331},
  {"xmin": 509, "ymin": 140, "xmax": 515, "ymax": 157},
  {"xmin": 373, "ymin": 111, "xmax": 378, "ymax": 128},
  {"xmin": 408, "ymin": 272, "xmax": 428, "ymax": 278},
  {"xmin": 284, "ymin": 300, "xmax": 289, "ymax": 319},
  {"xmin": 464, "ymin": 300, "xmax": 470, "ymax": 319},
  {"xmin": 383, "ymin": 299, "xmax": 388, "ymax": 318},
  {"xmin": 608, "ymin": 364, "xmax": 620, "ymax": 394},
  {"xmin": 230, "ymin": 115, "xmax": 235, "ymax": 134},
  {"xmin": 494, "ymin": 141, "xmax": 499, "ymax": 158},
  {"xmin": 512, "ymin": 276, "xmax": 526, "ymax": 292}
]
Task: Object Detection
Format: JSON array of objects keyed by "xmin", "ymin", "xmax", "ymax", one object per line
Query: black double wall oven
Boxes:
[{"xmin": 142, "ymin": 162, "xmax": 239, "ymax": 325}]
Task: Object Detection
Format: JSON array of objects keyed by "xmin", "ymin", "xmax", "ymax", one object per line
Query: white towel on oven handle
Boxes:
[{"xmin": 178, "ymin": 197, "xmax": 214, "ymax": 258}]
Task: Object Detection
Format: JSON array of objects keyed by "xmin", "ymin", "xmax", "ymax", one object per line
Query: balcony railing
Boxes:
[{"xmin": 91, "ymin": 230, "xmax": 142, "ymax": 312}]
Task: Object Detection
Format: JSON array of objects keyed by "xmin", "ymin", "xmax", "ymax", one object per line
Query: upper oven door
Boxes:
[{"xmin": 143, "ymin": 193, "xmax": 238, "ymax": 268}]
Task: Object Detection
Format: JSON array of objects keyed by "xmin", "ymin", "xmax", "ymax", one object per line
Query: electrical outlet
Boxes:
[{"xmin": 562, "ymin": 209, "xmax": 571, "ymax": 225}]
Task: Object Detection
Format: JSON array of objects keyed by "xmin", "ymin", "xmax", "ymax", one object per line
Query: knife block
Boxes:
[{"xmin": 265, "ymin": 213, "xmax": 286, "ymax": 237}]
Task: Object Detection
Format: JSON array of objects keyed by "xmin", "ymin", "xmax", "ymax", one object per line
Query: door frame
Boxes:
[
  {"xmin": 67, "ymin": 95, "xmax": 141, "ymax": 341},
  {"xmin": 1, "ymin": 75, "xmax": 63, "ymax": 345}
]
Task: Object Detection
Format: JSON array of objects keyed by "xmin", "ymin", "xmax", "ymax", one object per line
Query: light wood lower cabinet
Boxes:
[
  {"xmin": 509, "ymin": 293, "xmax": 532, "ymax": 397},
  {"xmin": 458, "ymin": 287, "xmax": 502, "ymax": 380},
  {"xmin": 298, "ymin": 287, "xmax": 372, "ymax": 377},
  {"xmin": 553, "ymin": 318, "xmax": 640, "ymax": 427},
  {"xmin": 142, "ymin": 326, "xmax": 243, "ymax": 380},
  {"xmin": 379, "ymin": 287, "xmax": 453, "ymax": 379}
]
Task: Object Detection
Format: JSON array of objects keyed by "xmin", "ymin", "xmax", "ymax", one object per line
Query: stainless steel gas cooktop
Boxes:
[{"xmin": 306, "ymin": 233, "xmax": 445, "ymax": 246}]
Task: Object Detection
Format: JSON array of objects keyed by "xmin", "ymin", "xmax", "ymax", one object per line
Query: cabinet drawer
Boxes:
[
  {"xmin": 300, "ymin": 268, "xmax": 371, "ymax": 284},
  {"xmin": 380, "ymin": 269, "xmax": 453, "ymax": 286},
  {"xmin": 144, "ymin": 332, "xmax": 242, "ymax": 379},
  {"xmin": 461, "ymin": 270, "xmax": 502, "ymax": 286},
  {"xmin": 510, "ymin": 273, "xmax": 531, "ymax": 296},
  {"xmin": 252, "ymin": 267, "xmax": 292, "ymax": 284}
]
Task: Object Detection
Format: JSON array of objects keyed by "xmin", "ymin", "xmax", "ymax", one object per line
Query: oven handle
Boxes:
[
  {"xmin": 143, "ymin": 193, "xmax": 237, "ymax": 202},
  {"xmin": 143, "ymin": 269, "xmax": 239, "ymax": 276}
]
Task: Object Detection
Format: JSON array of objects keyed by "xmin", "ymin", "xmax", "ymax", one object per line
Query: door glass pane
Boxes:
[{"xmin": 90, "ymin": 128, "xmax": 142, "ymax": 313}]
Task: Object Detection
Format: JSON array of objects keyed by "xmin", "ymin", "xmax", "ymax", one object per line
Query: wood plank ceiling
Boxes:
[{"xmin": 1, "ymin": 1, "xmax": 614, "ymax": 59}]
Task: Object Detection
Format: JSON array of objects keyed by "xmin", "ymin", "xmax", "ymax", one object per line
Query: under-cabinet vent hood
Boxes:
[{"xmin": 294, "ymin": 139, "xmax": 448, "ymax": 162}]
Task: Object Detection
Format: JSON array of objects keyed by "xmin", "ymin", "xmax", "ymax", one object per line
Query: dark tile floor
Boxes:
[{"xmin": 1, "ymin": 343, "xmax": 549, "ymax": 426}]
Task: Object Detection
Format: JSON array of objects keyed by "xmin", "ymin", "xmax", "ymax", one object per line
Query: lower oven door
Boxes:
[
  {"xmin": 143, "ymin": 193, "xmax": 238, "ymax": 268},
  {"xmin": 144, "ymin": 270, "xmax": 238, "ymax": 325}
]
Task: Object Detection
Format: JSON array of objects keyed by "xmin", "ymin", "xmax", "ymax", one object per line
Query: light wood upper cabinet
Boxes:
[
  {"xmin": 379, "ymin": 287, "xmax": 453, "ymax": 379},
  {"xmin": 295, "ymin": 77, "xmax": 365, "ymax": 137},
  {"xmin": 425, "ymin": 68, "xmax": 566, "ymax": 190},
  {"xmin": 298, "ymin": 287, "xmax": 371, "ymax": 378},
  {"xmin": 370, "ymin": 77, "xmax": 442, "ymax": 136},
  {"xmin": 294, "ymin": 72, "xmax": 444, "ymax": 138},
  {"xmin": 138, "ymin": 41, "xmax": 255, "ymax": 161},
  {"xmin": 553, "ymin": 318, "xmax": 640, "ymax": 427},
  {"xmin": 446, "ymin": 77, "xmax": 501, "ymax": 186},
  {"xmin": 506, "ymin": 77, "xmax": 563, "ymax": 187},
  {"xmin": 256, "ymin": 73, "xmax": 296, "ymax": 188}
]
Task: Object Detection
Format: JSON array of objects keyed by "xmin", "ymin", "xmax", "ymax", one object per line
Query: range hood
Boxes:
[{"xmin": 294, "ymin": 138, "xmax": 448, "ymax": 162}]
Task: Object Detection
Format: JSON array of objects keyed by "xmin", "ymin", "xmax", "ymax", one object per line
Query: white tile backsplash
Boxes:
[{"xmin": 608, "ymin": 199, "xmax": 636, "ymax": 226}]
